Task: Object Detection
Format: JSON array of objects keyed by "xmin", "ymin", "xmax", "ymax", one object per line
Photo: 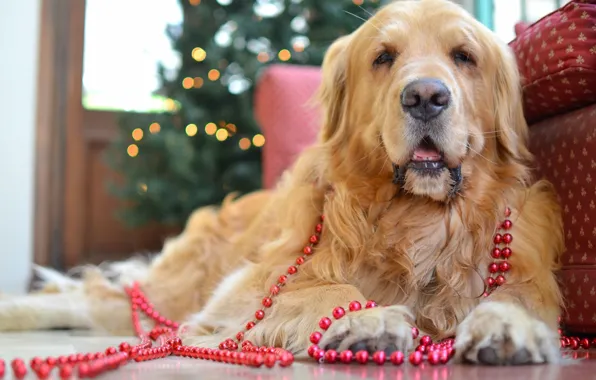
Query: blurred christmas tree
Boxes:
[{"xmin": 106, "ymin": 0, "xmax": 383, "ymax": 228}]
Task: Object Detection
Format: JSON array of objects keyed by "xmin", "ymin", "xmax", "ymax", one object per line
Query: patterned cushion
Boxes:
[
  {"xmin": 254, "ymin": 65, "xmax": 322, "ymax": 189},
  {"xmin": 509, "ymin": 0, "xmax": 596, "ymax": 124},
  {"xmin": 528, "ymin": 103, "xmax": 596, "ymax": 333}
]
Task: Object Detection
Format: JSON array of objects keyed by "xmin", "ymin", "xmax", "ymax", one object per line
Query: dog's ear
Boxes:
[
  {"xmin": 316, "ymin": 34, "xmax": 352, "ymax": 143},
  {"xmin": 492, "ymin": 42, "xmax": 533, "ymax": 166}
]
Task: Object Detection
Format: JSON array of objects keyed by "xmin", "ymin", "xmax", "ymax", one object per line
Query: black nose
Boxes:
[{"xmin": 401, "ymin": 78, "xmax": 451, "ymax": 121}]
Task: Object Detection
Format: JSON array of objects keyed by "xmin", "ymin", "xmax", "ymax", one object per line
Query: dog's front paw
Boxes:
[
  {"xmin": 317, "ymin": 305, "xmax": 415, "ymax": 354},
  {"xmin": 454, "ymin": 301, "xmax": 560, "ymax": 365}
]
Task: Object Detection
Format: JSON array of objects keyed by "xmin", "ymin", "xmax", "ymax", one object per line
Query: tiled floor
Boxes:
[{"xmin": 0, "ymin": 331, "xmax": 594, "ymax": 379}]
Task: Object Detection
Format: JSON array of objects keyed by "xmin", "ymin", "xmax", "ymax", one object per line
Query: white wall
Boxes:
[{"xmin": 0, "ymin": 1, "xmax": 41, "ymax": 294}]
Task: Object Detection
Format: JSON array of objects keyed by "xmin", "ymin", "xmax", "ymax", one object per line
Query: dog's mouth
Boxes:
[{"xmin": 407, "ymin": 137, "xmax": 446, "ymax": 172}]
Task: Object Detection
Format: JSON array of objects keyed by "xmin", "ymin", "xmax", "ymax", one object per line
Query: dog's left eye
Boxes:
[
  {"xmin": 373, "ymin": 52, "xmax": 395, "ymax": 66},
  {"xmin": 452, "ymin": 50, "xmax": 475, "ymax": 66}
]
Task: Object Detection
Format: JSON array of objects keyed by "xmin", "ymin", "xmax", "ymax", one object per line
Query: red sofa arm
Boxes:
[{"xmin": 254, "ymin": 64, "xmax": 322, "ymax": 189}]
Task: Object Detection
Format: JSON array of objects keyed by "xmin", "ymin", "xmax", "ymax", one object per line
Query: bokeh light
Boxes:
[
  {"xmin": 194, "ymin": 77, "xmax": 204, "ymax": 88},
  {"xmin": 278, "ymin": 49, "xmax": 291, "ymax": 61},
  {"xmin": 239, "ymin": 137, "xmax": 251, "ymax": 150},
  {"xmin": 192, "ymin": 47, "xmax": 207, "ymax": 61},
  {"xmin": 252, "ymin": 134, "xmax": 265, "ymax": 147},
  {"xmin": 182, "ymin": 77, "xmax": 194, "ymax": 89},
  {"xmin": 205, "ymin": 122, "xmax": 217, "ymax": 135},
  {"xmin": 149, "ymin": 122, "xmax": 161, "ymax": 134},
  {"xmin": 132, "ymin": 128, "xmax": 144, "ymax": 141},
  {"xmin": 216, "ymin": 129, "xmax": 229, "ymax": 141},
  {"xmin": 127, "ymin": 144, "xmax": 139, "ymax": 157},
  {"xmin": 208, "ymin": 69, "xmax": 221, "ymax": 81},
  {"xmin": 186, "ymin": 123, "xmax": 198, "ymax": 136}
]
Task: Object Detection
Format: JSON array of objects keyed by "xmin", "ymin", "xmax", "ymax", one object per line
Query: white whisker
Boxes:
[{"xmin": 343, "ymin": 10, "xmax": 383, "ymax": 33}]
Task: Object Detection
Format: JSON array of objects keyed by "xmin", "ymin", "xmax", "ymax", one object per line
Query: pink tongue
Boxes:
[{"xmin": 412, "ymin": 147, "xmax": 441, "ymax": 161}]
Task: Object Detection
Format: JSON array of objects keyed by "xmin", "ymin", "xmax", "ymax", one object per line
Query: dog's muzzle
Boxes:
[{"xmin": 392, "ymin": 163, "xmax": 462, "ymax": 199}]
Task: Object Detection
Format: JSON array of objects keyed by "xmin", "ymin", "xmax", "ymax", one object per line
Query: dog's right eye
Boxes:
[{"xmin": 373, "ymin": 52, "xmax": 395, "ymax": 66}]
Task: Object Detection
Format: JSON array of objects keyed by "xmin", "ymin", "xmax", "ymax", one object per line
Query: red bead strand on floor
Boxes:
[{"xmin": 2, "ymin": 211, "xmax": 596, "ymax": 379}]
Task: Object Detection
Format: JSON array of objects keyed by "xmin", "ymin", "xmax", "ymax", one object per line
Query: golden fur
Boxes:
[{"xmin": 0, "ymin": 0, "xmax": 565, "ymax": 365}]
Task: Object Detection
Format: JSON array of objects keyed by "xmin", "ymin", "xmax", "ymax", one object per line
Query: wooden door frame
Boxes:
[{"xmin": 34, "ymin": 0, "xmax": 87, "ymax": 269}]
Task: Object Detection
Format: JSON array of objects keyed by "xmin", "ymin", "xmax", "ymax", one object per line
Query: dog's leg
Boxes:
[
  {"xmin": 454, "ymin": 182, "xmax": 564, "ymax": 365},
  {"xmin": 0, "ymin": 292, "xmax": 90, "ymax": 331},
  {"xmin": 181, "ymin": 271, "xmax": 415, "ymax": 356}
]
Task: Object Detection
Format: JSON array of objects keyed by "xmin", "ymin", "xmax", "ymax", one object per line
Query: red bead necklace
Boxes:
[{"xmin": 1, "ymin": 208, "xmax": 594, "ymax": 379}]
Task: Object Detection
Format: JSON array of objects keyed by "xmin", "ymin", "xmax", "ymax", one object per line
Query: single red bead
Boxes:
[
  {"xmin": 580, "ymin": 338, "xmax": 590, "ymax": 350},
  {"xmin": 349, "ymin": 301, "xmax": 362, "ymax": 312},
  {"xmin": 319, "ymin": 317, "xmax": 332, "ymax": 330},
  {"xmin": 428, "ymin": 351, "xmax": 441, "ymax": 365},
  {"xmin": 303, "ymin": 246, "xmax": 313, "ymax": 255},
  {"xmin": 491, "ymin": 248, "xmax": 501, "ymax": 259},
  {"xmin": 270, "ymin": 285, "xmax": 280, "ymax": 295},
  {"xmin": 287, "ymin": 266, "xmax": 298, "ymax": 275},
  {"xmin": 295, "ymin": 257, "xmax": 305, "ymax": 265},
  {"xmin": 30, "ymin": 357, "xmax": 43, "ymax": 369},
  {"xmin": 119, "ymin": 342, "xmax": 131, "ymax": 352},
  {"xmin": 75, "ymin": 353, "xmax": 85, "ymax": 362},
  {"xmin": 560, "ymin": 338, "xmax": 567, "ymax": 348},
  {"xmin": 236, "ymin": 332, "xmax": 244, "ymax": 341},
  {"xmin": 332, "ymin": 306, "xmax": 346, "ymax": 319},
  {"xmin": 501, "ymin": 247, "xmax": 512, "ymax": 258},
  {"xmin": 36, "ymin": 363, "xmax": 51, "ymax": 379},
  {"xmin": 420, "ymin": 335, "xmax": 432, "ymax": 346},
  {"xmin": 246, "ymin": 321, "xmax": 256, "ymax": 330},
  {"xmin": 313, "ymin": 349, "xmax": 324, "ymax": 361},
  {"xmin": 45, "ymin": 357, "xmax": 57, "ymax": 367},
  {"xmin": 253, "ymin": 354, "xmax": 265, "ymax": 367},
  {"xmin": 262, "ymin": 297, "xmax": 273, "ymax": 308},
  {"xmin": 487, "ymin": 277, "xmax": 496, "ymax": 287},
  {"xmin": 0, "ymin": 361, "xmax": 4, "ymax": 378},
  {"xmin": 409, "ymin": 351, "xmax": 423, "ymax": 366},
  {"xmin": 279, "ymin": 350, "xmax": 294, "ymax": 367},
  {"xmin": 13, "ymin": 365, "xmax": 27, "ymax": 379},
  {"xmin": 365, "ymin": 300, "xmax": 378, "ymax": 309},
  {"xmin": 106, "ymin": 346, "xmax": 118, "ymax": 355},
  {"xmin": 493, "ymin": 234, "xmax": 502, "ymax": 244},
  {"xmin": 309, "ymin": 235, "xmax": 319, "ymax": 244},
  {"xmin": 308, "ymin": 345, "xmax": 320, "ymax": 358},
  {"xmin": 390, "ymin": 351, "xmax": 404, "ymax": 365},
  {"xmin": 58, "ymin": 364, "xmax": 72, "ymax": 379},
  {"xmin": 263, "ymin": 353, "xmax": 277, "ymax": 368},
  {"xmin": 339, "ymin": 350, "xmax": 353, "ymax": 363},
  {"xmin": 495, "ymin": 275, "xmax": 506, "ymax": 286},
  {"xmin": 355, "ymin": 350, "xmax": 369, "ymax": 364},
  {"xmin": 57, "ymin": 356, "xmax": 68, "ymax": 365},
  {"xmin": 255, "ymin": 310, "xmax": 265, "ymax": 320},
  {"xmin": 505, "ymin": 207, "xmax": 511, "ymax": 217},
  {"xmin": 278, "ymin": 275, "xmax": 287, "ymax": 284},
  {"xmin": 324, "ymin": 349, "xmax": 338, "ymax": 363},
  {"xmin": 315, "ymin": 223, "xmax": 323, "ymax": 233},
  {"xmin": 503, "ymin": 233, "xmax": 513, "ymax": 244},
  {"xmin": 499, "ymin": 261, "xmax": 511, "ymax": 272},
  {"xmin": 439, "ymin": 350, "xmax": 450, "ymax": 364},
  {"xmin": 411, "ymin": 327, "xmax": 420, "ymax": 339},
  {"xmin": 372, "ymin": 351, "xmax": 386, "ymax": 365},
  {"xmin": 310, "ymin": 331, "xmax": 323, "ymax": 344},
  {"xmin": 320, "ymin": 214, "xmax": 325, "ymax": 221},
  {"xmin": 488, "ymin": 263, "xmax": 499, "ymax": 273},
  {"xmin": 416, "ymin": 344, "xmax": 427, "ymax": 354},
  {"xmin": 502, "ymin": 220, "xmax": 512, "ymax": 230},
  {"xmin": 570, "ymin": 338, "xmax": 580, "ymax": 350}
]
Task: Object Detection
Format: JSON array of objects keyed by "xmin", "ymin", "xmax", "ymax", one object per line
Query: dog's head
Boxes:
[{"xmin": 318, "ymin": 0, "xmax": 531, "ymax": 202}]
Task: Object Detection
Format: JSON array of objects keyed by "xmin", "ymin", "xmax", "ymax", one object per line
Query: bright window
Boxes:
[
  {"xmin": 82, "ymin": 0, "xmax": 182, "ymax": 112},
  {"xmin": 488, "ymin": 0, "xmax": 572, "ymax": 42}
]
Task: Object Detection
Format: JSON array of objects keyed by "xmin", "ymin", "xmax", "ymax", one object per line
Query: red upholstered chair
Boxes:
[{"xmin": 253, "ymin": 0, "xmax": 596, "ymax": 334}]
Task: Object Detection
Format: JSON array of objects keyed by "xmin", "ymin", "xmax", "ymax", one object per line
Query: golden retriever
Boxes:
[{"xmin": 0, "ymin": 0, "xmax": 564, "ymax": 366}]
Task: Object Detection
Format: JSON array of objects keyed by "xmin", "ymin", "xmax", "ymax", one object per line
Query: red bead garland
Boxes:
[
  {"xmin": 2, "ymin": 209, "xmax": 594, "ymax": 378},
  {"xmin": 484, "ymin": 208, "xmax": 513, "ymax": 296}
]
